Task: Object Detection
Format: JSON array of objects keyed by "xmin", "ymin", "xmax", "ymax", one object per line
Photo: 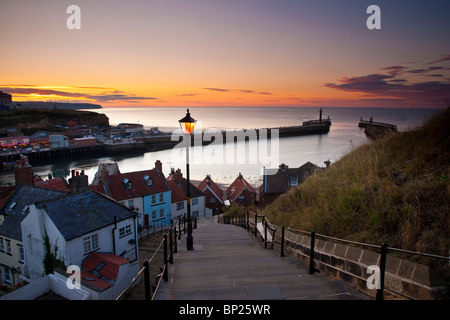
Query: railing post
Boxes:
[
  {"xmin": 163, "ymin": 234, "xmax": 168, "ymax": 282},
  {"xmin": 309, "ymin": 230, "xmax": 319, "ymax": 274},
  {"xmin": 264, "ymin": 219, "xmax": 268, "ymax": 249},
  {"xmin": 376, "ymin": 243, "xmax": 388, "ymax": 301},
  {"xmin": 281, "ymin": 226, "xmax": 285, "ymax": 257},
  {"xmin": 143, "ymin": 260, "xmax": 151, "ymax": 301},
  {"xmin": 169, "ymin": 228, "xmax": 174, "ymax": 264},
  {"xmin": 246, "ymin": 211, "xmax": 249, "ymax": 231},
  {"xmin": 173, "ymin": 226, "xmax": 178, "ymax": 253}
]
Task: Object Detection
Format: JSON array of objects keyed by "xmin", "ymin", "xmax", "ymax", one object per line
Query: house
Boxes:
[
  {"xmin": 197, "ymin": 175, "xmax": 224, "ymax": 215},
  {"xmin": 21, "ymin": 190, "xmax": 139, "ymax": 282},
  {"xmin": 167, "ymin": 168, "xmax": 209, "ymax": 218},
  {"xmin": 49, "ymin": 134, "xmax": 69, "ymax": 149},
  {"xmin": 227, "ymin": 173, "xmax": 256, "ymax": 206},
  {"xmin": 90, "ymin": 160, "xmax": 172, "ymax": 229},
  {"xmin": 167, "ymin": 180, "xmax": 187, "ymax": 220},
  {"xmin": 53, "ymin": 251, "xmax": 138, "ymax": 300},
  {"xmin": 260, "ymin": 162, "xmax": 322, "ymax": 206},
  {"xmin": 0, "ymin": 185, "xmax": 67, "ymax": 286}
]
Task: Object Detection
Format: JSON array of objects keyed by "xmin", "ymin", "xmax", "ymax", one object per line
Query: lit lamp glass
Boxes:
[{"xmin": 178, "ymin": 108, "xmax": 196, "ymax": 134}]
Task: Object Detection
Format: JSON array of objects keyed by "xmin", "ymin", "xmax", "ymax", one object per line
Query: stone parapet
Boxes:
[{"xmin": 282, "ymin": 229, "xmax": 447, "ymax": 300}]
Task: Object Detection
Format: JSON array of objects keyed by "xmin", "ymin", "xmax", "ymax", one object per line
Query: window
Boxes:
[
  {"xmin": 18, "ymin": 245, "xmax": 24, "ymax": 263},
  {"xmin": 159, "ymin": 209, "xmax": 164, "ymax": 218},
  {"xmin": 83, "ymin": 234, "xmax": 99, "ymax": 253},
  {"xmin": 0, "ymin": 238, "xmax": 4, "ymax": 252},
  {"xmin": 176, "ymin": 202, "xmax": 184, "ymax": 210},
  {"xmin": 151, "ymin": 195, "xmax": 156, "ymax": 205},
  {"xmin": 123, "ymin": 178, "xmax": 133, "ymax": 190},
  {"xmin": 127, "ymin": 199, "xmax": 134, "ymax": 208},
  {"xmin": 144, "ymin": 176, "xmax": 153, "ymax": 186},
  {"xmin": 290, "ymin": 178, "xmax": 298, "ymax": 186},
  {"xmin": 119, "ymin": 225, "xmax": 132, "ymax": 237},
  {"xmin": 192, "ymin": 198, "xmax": 198, "ymax": 206},
  {"xmin": 159, "ymin": 193, "xmax": 164, "ymax": 203},
  {"xmin": 210, "ymin": 197, "xmax": 216, "ymax": 203},
  {"xmin": 5, "ymin": 240, "xmax": 11, "ymax": 255},
  {"xmin": 238, "ymin": 196, "xmax": 245, "ymax": 202},
  {"xmin": 2, "ymin": 266, "xmax": 11, "ymax": 284},
  {"xmin": 152, "ymin": 210, "xmax": 157, "ymax": 220}
]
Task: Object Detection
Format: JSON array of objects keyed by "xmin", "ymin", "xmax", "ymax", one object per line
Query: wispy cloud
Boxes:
[
  {"xmin": 0, "ymin": 85, "xmax": 157, "ymax": 103},
  {"xmin": 203, "ymin": 88, "xmax": 272, "ymax": 95},
  {"xmin": 324, "ymin": 56, "xmax": 450, "ymax": 107},
  {"xmin": 427, "ymin": 54, "xmax": 450, "ymax": 65}
]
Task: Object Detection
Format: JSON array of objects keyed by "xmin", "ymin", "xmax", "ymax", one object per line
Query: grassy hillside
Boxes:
[{"xmin": 263, "ymin": 107, "xmax": 449, "ymax": 258}]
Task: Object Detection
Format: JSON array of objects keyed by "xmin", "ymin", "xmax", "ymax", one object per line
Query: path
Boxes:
[{"xmin": 154, "ymin": 216, "xmax": 362, "ymax": 300}]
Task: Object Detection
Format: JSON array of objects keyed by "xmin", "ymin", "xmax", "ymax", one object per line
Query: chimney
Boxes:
[
  {"xmin": 155, "ymin": 160, "xmax": 162, "ymax": 173},
  {"xmin": 324, "ymin": 160, "xmax": 331, "ymax": 169},
  {"xmin": 100, "ymin": 163, "xmax": 109, "ymax": 184},
  {"xmin": 238, "ymin": 172, "xmax": 243, "ymax": 180},
  {"xmin": 175, "ymin": 169, "xmax": 183, "ymax": 184},
  {"xmin": 206, "ymin": 174, "xmax": 211, "ymax": 186},
  {"xmin": 279, "ymin": 163, "xmax": 286, "ymax": 171},
  {"xmin": 72, "ymin": 170, "xmax": 89, "ymax": 194},
  {"xmin": 14, "ymin": 156, "xmax": 34, "ymax": 186}
]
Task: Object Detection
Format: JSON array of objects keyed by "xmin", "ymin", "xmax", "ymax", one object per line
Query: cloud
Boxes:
[
  {"xmin": 176, "ymin": 93, "xmax": 199, "ymax": 97},
  {"xmin": 203, "ymin": 87, "xmax": 272, "ymax": 95},
  {"xmin": 427, "ymin": 54, "xmax": 450, "ymax": 65},
  {"xmin": 325, "ymin": 73, "xmax": 450, "ymax": 107},
  {"xmin": 406, "ymin": 66, "xmax": 444, "ymax": 74},
  {"xmin": 380, "ymin": 66, "xmax": 407, "ymax": 76},
  {"xmin": 0, "ymin": 86, "xmax": 157, "ymax": 103}
]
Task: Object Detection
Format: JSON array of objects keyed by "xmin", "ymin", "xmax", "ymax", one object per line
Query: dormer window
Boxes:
[
  {"xmin": 22, "ymin": 205, "xmax": 29, "ymax": 214},
  {"xmin": 9, "ymin": 202, "xmax": 16, "ymax": 209},
  {"xmin": 123, "ymin": 178, "xmax": 133, "ymax": 190},
  {"xmin": 144, "ymin": 175, "xmax": 153, "ymax": 186}
]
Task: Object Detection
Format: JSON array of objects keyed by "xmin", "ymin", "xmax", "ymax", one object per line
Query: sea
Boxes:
[{"xmin": 0, "ymin": 106, "xmax": 442, "ymax": 187}]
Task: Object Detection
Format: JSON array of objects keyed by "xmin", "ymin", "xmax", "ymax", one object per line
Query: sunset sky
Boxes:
[{"xmin": 1, "ymin": 0, "xmax": 449, "ymax": 108}]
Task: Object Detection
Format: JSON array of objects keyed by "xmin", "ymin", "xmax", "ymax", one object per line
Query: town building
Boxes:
[
  {"xmin": 21, "ymin": 190, "xmax": 139, "ymax": 281},
  {"xmin": 260, "ymin": 162, "xmax": 322, "ymax": 206},
  {"xmin": 0, "ymin": 184, "xmax": 67, "ymax": 286},
  {"xmin": 197, "ymin": 175, "xmax": 224, "ymax": 215},
  {"xmin": 167, "ymin": 168, "xmax": 209, "ymax": 218},
  {"xmin": 227, "ymin": 173, "xmax": 257, "ymax": 206},
  {"xmin": 167, "ymin": 180, "xmax": 187, "ymax": 220},
  {"xmin": 90, "ymin": 160, "xmax": 172, "ymax": 229},
  {"xmin": 0, "ymin": 91, "xmax": 12, "ymax": 108}
]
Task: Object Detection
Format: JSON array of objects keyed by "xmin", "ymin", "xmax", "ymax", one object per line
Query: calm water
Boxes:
[{"xmin": 0, "ymin": 107, "xmax": 441, "ymax": 186}]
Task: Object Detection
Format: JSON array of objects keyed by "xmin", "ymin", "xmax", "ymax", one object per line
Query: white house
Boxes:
[
  {"xmin": 167, "ymin": 168, "xmax": 210, "ymax": 219},
  {"xmin": 21, "ymin": 190, "xmax": 138, "ymax": 282}
]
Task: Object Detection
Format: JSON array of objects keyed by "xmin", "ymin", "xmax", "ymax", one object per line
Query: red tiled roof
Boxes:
[
  {"xmin": 198, "ymin": 176, "xmax": 223, "ymax": 204},
  {"xmin": 82, "ymin": 252, "xmax": 128, "ymax": 283},
  {"xmin": 35, "ymin": 177, "xmax": 71, "ymax": 192},
  {"xmin": 227, "ymin": 174, "xmax": 256, "ymax": 202},
  {"xmin": 168, "ymin": 180, "xmax": 187, "ymax": 203},
  {"xmin": 96, "ymin": 169, "xmax": 170, "ymax": 201}
]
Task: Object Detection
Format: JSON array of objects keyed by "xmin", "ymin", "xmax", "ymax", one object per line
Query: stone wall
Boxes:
[{"xmin": 274, "ymin": 229, "xmax": 448, "ymax": 300}]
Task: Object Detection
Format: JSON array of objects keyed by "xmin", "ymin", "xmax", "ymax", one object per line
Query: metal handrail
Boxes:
[{"xmin": 115, "ymin": 220, "xmax": 181, "ymax": 300}]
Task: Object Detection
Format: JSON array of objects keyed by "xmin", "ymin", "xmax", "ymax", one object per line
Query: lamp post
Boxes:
[{"xmin": 179, "ymin": 108, "xmax": 196, "ymax": 250}]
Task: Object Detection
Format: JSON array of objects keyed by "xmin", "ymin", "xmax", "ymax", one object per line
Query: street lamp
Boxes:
[{"xmin": 179, "ymin": 108, "xmax": 196, "ymax": 250}]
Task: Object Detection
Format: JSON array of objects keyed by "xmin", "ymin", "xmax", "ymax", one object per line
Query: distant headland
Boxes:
[{"xmin": 13, "ymin": 102, "xmax": 102, "ymax": 110}]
